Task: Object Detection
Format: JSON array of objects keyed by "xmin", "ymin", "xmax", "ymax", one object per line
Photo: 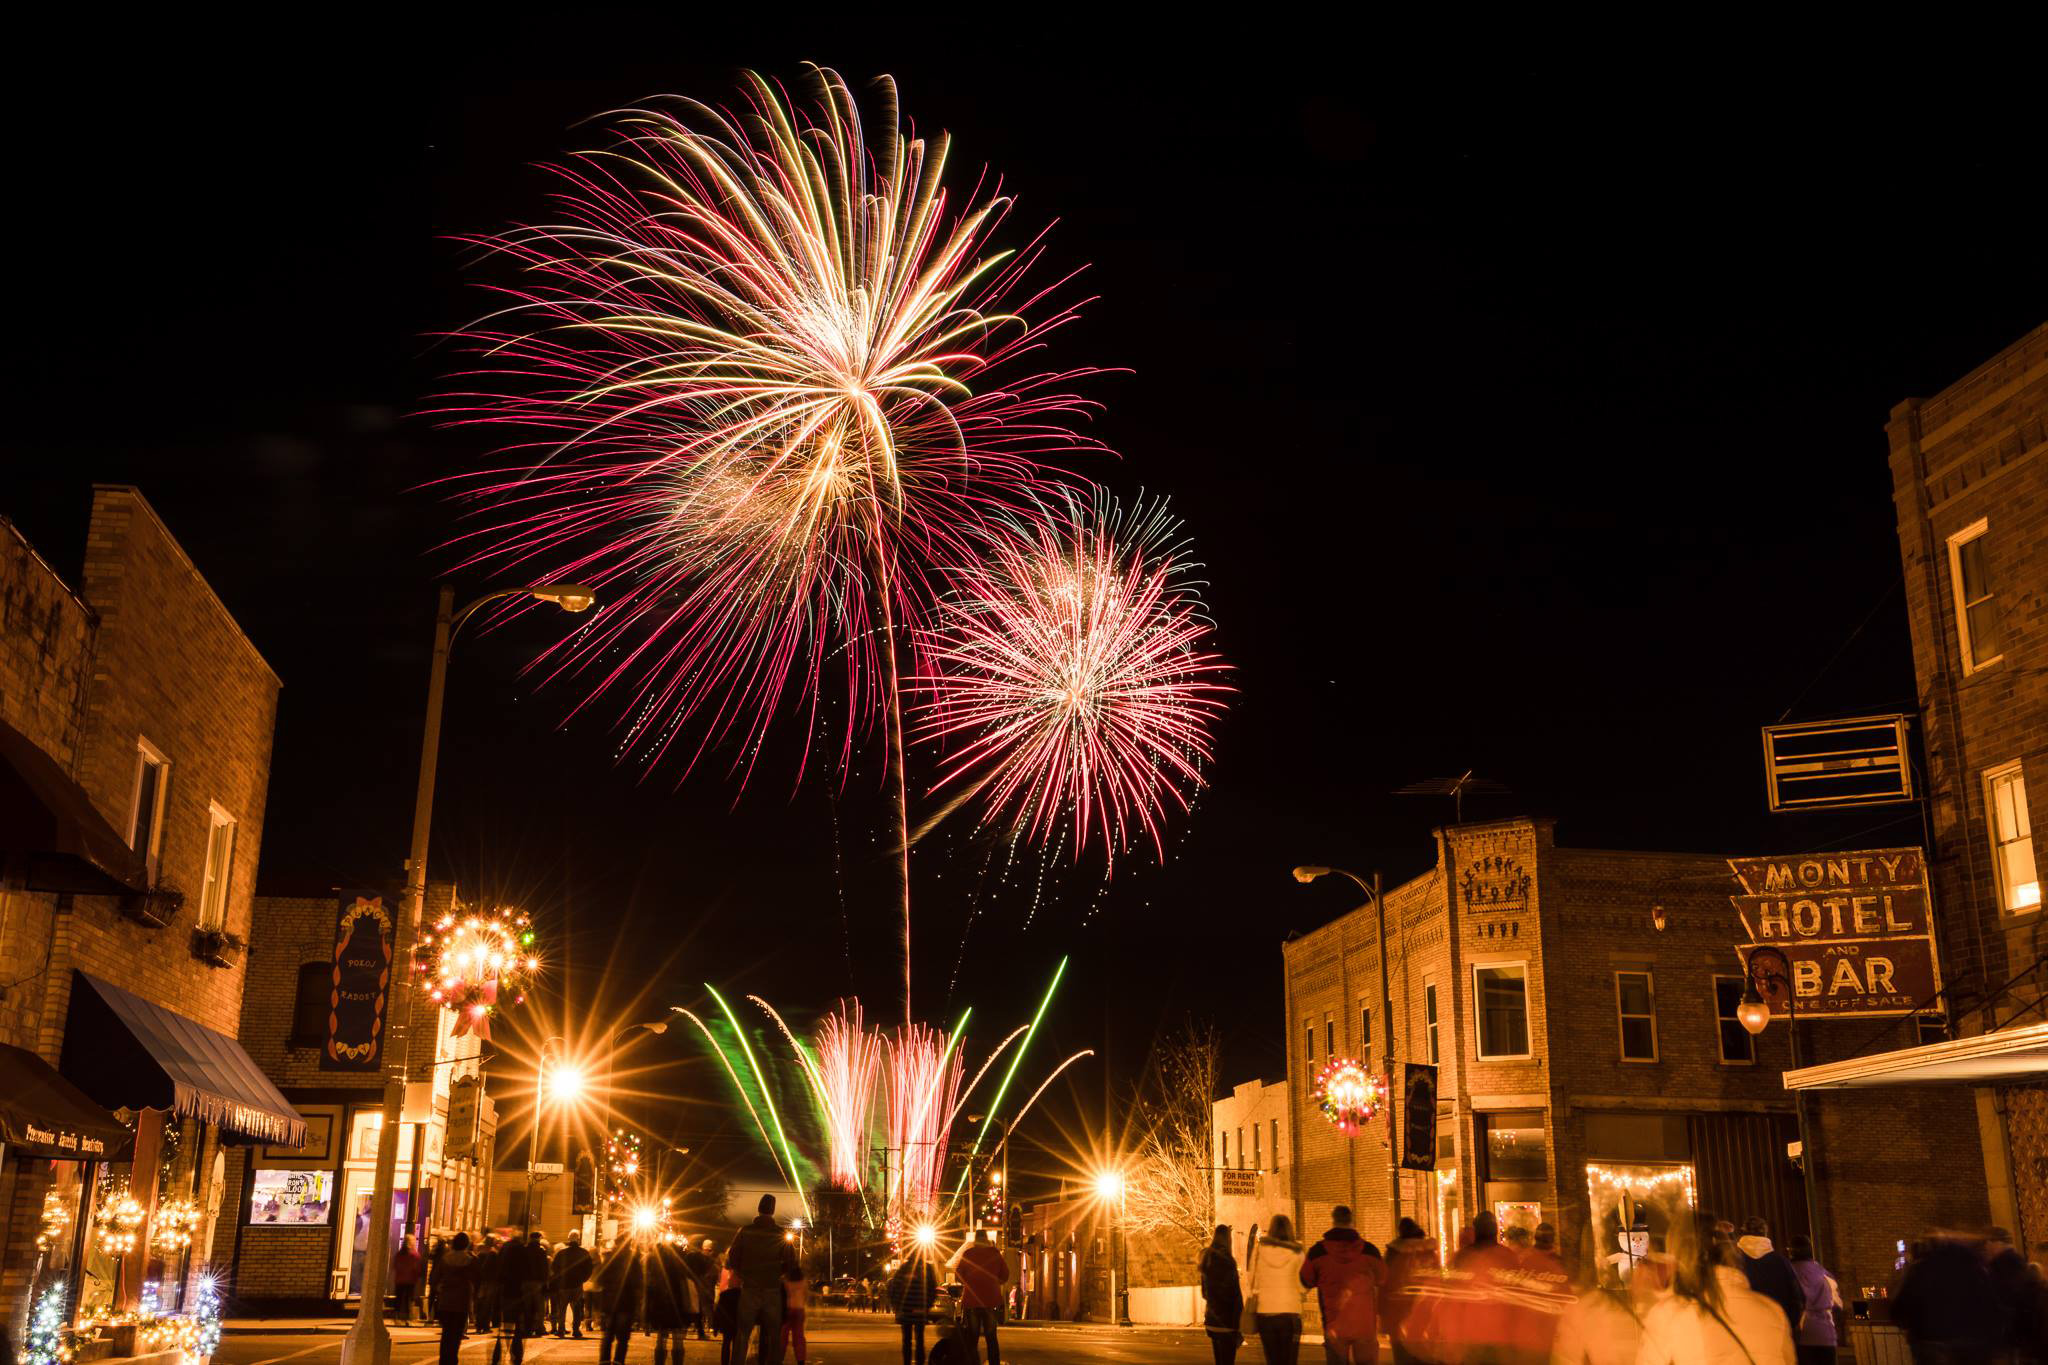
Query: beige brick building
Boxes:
[
  {"xmin": 0, "ymin": 488, "xmax": 296, "ymax": 1346},
  {"xmin": 1283, "ymin": 818, "xmax": 1985, "ymax": 1297},
  {"xmin": 213, "ymin": 884, "xmax": 499, "ymax": 1310}
]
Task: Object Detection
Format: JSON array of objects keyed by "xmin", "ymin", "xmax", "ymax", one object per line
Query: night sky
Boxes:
[{"xmin": 9, "ymin": 20, "xmax": 2046, "ymax": 1189}]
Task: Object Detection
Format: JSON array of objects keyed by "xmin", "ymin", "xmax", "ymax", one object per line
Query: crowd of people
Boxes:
[{"xmin": 1192, "ymin": 1207, "xmax": 1871, "ymax": 1365}]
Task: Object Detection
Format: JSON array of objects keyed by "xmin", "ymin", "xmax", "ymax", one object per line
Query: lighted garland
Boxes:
[
  {"xmin": 152, "ymin": 1198, "xmax": 200, "ymax": 1254},
  {"xmin": 1312, "ymin": 1056, "xmax": 1386, "ymax": 1136},
  {"xmin": 95, "ymin": 1188, "xmax": 144, "ymax": 1255},
  {"xmin": 416, "ymin": 906, "xmax": 538, "ymax": 1038}
]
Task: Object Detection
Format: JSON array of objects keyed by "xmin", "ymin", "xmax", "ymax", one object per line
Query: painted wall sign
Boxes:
[{"xmin": 1727, "ymin": 848, "xmax": 1942, "ymax": 1018}]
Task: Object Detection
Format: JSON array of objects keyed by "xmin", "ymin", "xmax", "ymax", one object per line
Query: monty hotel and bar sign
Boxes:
[{"xmin": 1728, "ymin": 847, "xmax": 1942, "ymax": 1018}]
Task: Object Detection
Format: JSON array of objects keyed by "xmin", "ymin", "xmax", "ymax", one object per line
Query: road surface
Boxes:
[{"xmin": 215, "ymin": 1312, "xmax": 1226, "ymax": 1365}]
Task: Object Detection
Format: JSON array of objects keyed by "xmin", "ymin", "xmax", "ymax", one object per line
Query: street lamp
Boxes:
[
  {"xmin": 1737, "ymin": 944, "xmax": 1825, "ymax": 1263},
  {"xmin": 342, "ymin": 582, "xmax": 597, "ymax": 1365},
  {"xmin": 1091, "ymin": 1168, "xmax": 1127, "ymax": 1326},
  {"xmin": 1293, "ymin": 864, "xmax": 1403, "ymax": 1226},
  {"xmin": 526, "ymin": 1038, "xmax": 585, "ymax": 1237}
]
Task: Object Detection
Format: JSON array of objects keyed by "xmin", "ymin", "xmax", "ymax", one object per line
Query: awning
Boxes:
[
  {"xmin": 1783, "ymin": 1021, "xmax": 2048, "ymax": 1090},
  {"xmin": 0, "ymin": 715, "xmax": 146, "ymax": 894},
  {"xmin": 0, "ymin": 1043, "xmax": 129, "ymax": 1160},
  {"xmin": 62, "ymin": 972, "xmax": 305, "ymax": 1145}
]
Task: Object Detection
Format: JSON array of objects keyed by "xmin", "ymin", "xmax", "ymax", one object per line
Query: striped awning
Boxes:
[{"xmin": 61, "ymin": 971, "xmax": 304, "ymax": 1145}]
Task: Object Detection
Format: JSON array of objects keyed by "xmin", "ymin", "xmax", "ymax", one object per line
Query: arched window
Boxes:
[{"xmin": 290, "ymin": 962, "xmax": 330, "ymax": 1048}]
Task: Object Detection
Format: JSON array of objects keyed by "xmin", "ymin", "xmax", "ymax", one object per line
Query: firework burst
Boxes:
[
  {"xmin": 440, "ymin": 65, "xmax": 1100, "ymax": 782},
  {"xmin": 913, "ymin": 495, "xmax": 1232, "ymax": 860}
]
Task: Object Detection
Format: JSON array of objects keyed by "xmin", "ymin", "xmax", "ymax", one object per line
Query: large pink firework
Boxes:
[
  {"xmin": 439, "ymin": 64, "xmax": 1098, "ymax": 782},
  {"xmin": 886, "ymin": 1023, "xmax": 964, "ymax": 1221},
  {"xmin": 914, "ymin": 496, "xmax": 1232, "ymax": 860}
]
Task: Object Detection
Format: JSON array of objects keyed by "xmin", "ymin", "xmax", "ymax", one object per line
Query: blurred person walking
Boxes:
[
  {"xmin": 1784, "ymin": 1235, "xmax": 1840, "ymax": 1365},
  {"xmin": 685, "ymin": 1239, "xmax": 719, "ymax": 1340},
  {"xmin": 889, "ymin": 1251, "xmax": 941, "ymax": 1365},
  {"xmin": 1549, "ymin": 1269, "xmax": 1640, "ymax": 1365},
  {"xmin": 475, "ymin": 1235, "xmax": 501, "ymax": 1331},
  {"xmin": 1382, "ymin": 1218, "xmax": 1438, "ymax": 1365},
  {"xmin": 435, "ymin": 1233, "xmax": 479, "ymax": 1365},
  {"xmin": 553, "ymin": 1230, "xmax": 595, "ymax": 1338},
  {"xmin": 780, "ymin": 1264, "xmax": 809, "ymax": 1365},
  {"xmin": 393, "ymin": 1235, "xmax": 426, "ymax": 1324},
  {"xmin": 1735, "ymin": 1219, "xmax": 1802, "ymax": 1336},
  {"xmin": 727, "ymin": 1194, "xmax": 798, "ymax": 1363},
  {"xmin": 522, "ymin": 1232, "xmax": 553, "ymax": 1339},
  {"xmin": 646, "ymin": 1234, "xmax": 697, "ymax": 1365},
  {"xmin": 1250, "ymin": 1214, "xmax": 1307, "ymax": 1365},
  {"xmin": 1201, "ymin": 1224, "xmax": 1246, "ymax": 1365},
  {"xmin": 1638, "ymin": 1212, "xmax": 1795, "ymax": 1365},
  {"xmin": 594, "ymin": 1233, "xmax": 646, "ymax": 1365},
  {"xmin": 1893, "ymin": 1234, "xmax": 2009, "ymax": 1365}
]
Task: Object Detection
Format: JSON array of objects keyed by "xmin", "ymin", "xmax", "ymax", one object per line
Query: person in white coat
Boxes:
[
  {"xmin": 1638, "ymin": 1212, "xmax": 1795, "ymax": 1365},
  {"xmin": 1248, "ymin": 1215, "xmax": 1307, "ymax": 1365}
]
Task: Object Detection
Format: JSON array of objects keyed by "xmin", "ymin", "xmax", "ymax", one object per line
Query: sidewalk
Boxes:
[
  {"xmin": 221, "ymin": 1319, "xmax": 440, "ymax": 1337},
  {"xmin": 1001, "ymin": 1317, "xmax": 1327, "ymax": 1344}
]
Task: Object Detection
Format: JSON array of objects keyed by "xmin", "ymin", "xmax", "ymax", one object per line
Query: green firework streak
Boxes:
[
  {"xmin": 707, "ymin": 985, "xmax": 814, "ymax": 1220},
  {"xmin": 947, "ymin": 956, "xmax": 1068, "ymax": 1209}
]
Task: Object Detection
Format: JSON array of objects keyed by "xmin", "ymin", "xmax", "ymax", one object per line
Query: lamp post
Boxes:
[
  {"xmin": 1739, "ymin": 944, "xmax": 1825, "ymax": 1262},
  {"xmin": 1092, "ymin": 1168, "xmax": 1126, "ymax": 1326},
  {"xmin": 527, "ymin": 1039, "xmax": 587, "ymax": 1236},
  {"xmin": 340, "ymin": 582, "xmax": 594, "ymax": 1365},
  {"xmin": 599, "ymin": 1019, "xmax": 670, "ymax": 1224},
  {"xmin": 1293, "ymin": 865, "xmax": 1402, "ymax": 1226}
]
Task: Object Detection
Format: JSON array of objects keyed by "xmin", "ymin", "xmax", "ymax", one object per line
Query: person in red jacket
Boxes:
[
  {"xmin": 1301, "ymin": 1206, "xmax": 1386, "ymax": 1365},
  {"xmin": 954, "ymin": 1229, "xmax": 1011, "ymax": 1365}
]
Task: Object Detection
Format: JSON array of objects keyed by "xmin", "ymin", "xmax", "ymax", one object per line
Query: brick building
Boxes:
[
  {"xmin": 1282, "ymin": 817, "xmax": 1985, "ymax": 1297},
  {"xmin": 1212, "ymin": 1079, "xmax": 1291, "ymax": 1254},
  {"xmin": 213, "ymin": 884, "xmax": 499, "ymax": 1311},
  {"xmin": 1784, "ymin": 323, "xmax": 2047, "ymax": 1251},
  {"xmin": 0, "ymin": 488, "xmax": 298, "ymax": 1347}
]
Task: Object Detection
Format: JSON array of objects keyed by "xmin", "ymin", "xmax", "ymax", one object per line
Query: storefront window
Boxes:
[
  {"xmin": 1585, "ymin": 1162, "xmax": 1695, "ymax": 1283},
  {"xmin": 1481, "ymin": 1112, "xmax": 1547, "ymax": 1182}
]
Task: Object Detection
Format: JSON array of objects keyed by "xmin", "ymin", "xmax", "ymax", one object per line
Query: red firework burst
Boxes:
[{"xmin": 913, "ymin": 495, "xmax": 1233, "ymax": 860}]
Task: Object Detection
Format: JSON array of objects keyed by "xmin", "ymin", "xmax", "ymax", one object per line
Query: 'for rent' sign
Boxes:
[{"xmin": 1727, "ymin": 848, "xmax": 1942, "ymax": 1018}]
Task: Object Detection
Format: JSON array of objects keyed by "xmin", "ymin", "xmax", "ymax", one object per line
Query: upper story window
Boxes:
[
  {"xmin": 1252, "ymin": 1119, "xmax": 1262, "ymax": 1170},
  {"xmin": 1359, "ymin": 1000, "xmax": 1372, "ymax": 1055},
  {"xmin": 1304, "ymin": 1018, "xmax": 1315, "ymax": 1068},
  {"xmin": 1473, "ymin": 963, "xmax": 1532, "ymax": 1060},
  {"xmin": 128, "ymin": 738, "xmax": 169, "ymax": 878},
  {"xmin": 1271, "ymin": 1118, "xmax": 1280, "ymax": 1169},
  {"xmin": 1424, "ymin": 983, "xmax": 1440, "ymax": 1065},
  {"xmin": 289, "ymin": 962, "xmax": 330, "ymax": 1048},
  {"xmin": 1947, "ymin": 519, "xmax": 2003, "ymax": 674},
  {"xmin": 1987, "ymin": 761, "xmax": 2039, "ymax": 914},
  {"xmin": 1715, "ymin": 977, "xmax": 1756, "ymax": 1065},
  {"xmin": 198, "ymin": 803, "xmax": 237, "ymax": 930},
  {"xmin": 1219, "ymin": 1130, "xmax": 1228, "ymax": 1169},
  {"xmin": 1616, "ymin": 970, "xmax": 1658, "ymax": 1062},
  {"xmin": 1237, "ymin": 1127, "xmax": 1246, "ymax": 1169},
  {"xmin": 1324, "ymin": 1012, "xmax": 1335, "ymax": 1059}
]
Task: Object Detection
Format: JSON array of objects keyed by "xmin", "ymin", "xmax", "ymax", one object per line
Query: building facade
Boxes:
[
  {"xmin": 1282, "ymin": 817, "xmax": 1986, "ymax": 1296},
  {"xmin": 214, "ymin": 884, "xmax": 498, "ymax": 1310},
  {"xmin": 0, "ymin": 487, "xmax": 297, "ymax": 1348},
  {"xmin": 1860, "ymin": 322, "xmax": 2047, "ymax": 1240},
  {"xmin": 1212, "ymin": 1079, "xmax": 1291, "ymax": 1254}
]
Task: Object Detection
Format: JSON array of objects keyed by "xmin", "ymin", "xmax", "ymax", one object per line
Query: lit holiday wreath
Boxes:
[
  {"xmin": 416, "ymin": 907, "xmax": 537, "ymax": 1038},
  {"xmin": 1313, "ymin": 1057, "xmax": 1386, "ymax": 1136}
]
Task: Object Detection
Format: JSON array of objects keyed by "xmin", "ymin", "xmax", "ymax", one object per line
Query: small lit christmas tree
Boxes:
[
  {"xmin": 191, "ymin": 1272, "xmax": 223, "ymax": 1358},
  {"xmin": 26, "ymin": 1282, "xmax": 72, "ymax": 1365}
]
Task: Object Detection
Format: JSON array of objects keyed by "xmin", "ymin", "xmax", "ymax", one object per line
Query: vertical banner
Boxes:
[
  {"xmin": 1401, "ymin": 1064, "xmax": 1438, "ymax": 1171},
  {"xmin": 322, "ymin": 894, "xmax": 394, "ymax": 1071}
]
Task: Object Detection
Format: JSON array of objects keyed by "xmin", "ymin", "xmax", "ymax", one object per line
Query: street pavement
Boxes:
[{"xmin": 214, "ymin": 1311, "xmax": 1226, "ymax": 1365}]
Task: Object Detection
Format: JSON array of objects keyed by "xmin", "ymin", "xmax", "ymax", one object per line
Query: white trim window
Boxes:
[
  {"xmin": 1615, "ymin": 970, "xmax": 1658, "ymax": 1062},
  {"xmin": 1359, "ymin": 999, "xmax": 1372, "ymax": 1055},
  {"xmin": 1947, "ymin": 519, "xmax": 2003, "ymax": 674},
  {"xmin": 1986, "ymin": 761, "xmax": 2039, "ymax": 914},
  {"xmin": 1304, "ymin": 1018, "xmax": 1316, "ymax": 1068},
  {"xmin": 198, "ymin": 802, "xmax": 237, "ymax": 930},
  {"xmin": 1473, "ymin": 962, "xmax": 1532, "ymax": 1060},
  {"xmin": 127, "ymin": 738, "xmax": 170, "ymax": 878},
  {"xmin": 1715, "ymin": 976, "xmax": 1756, "ymax": 1065},
  {"xmin": 1424, "ymin": 982, "xmax": 1440, "ymax": 1065}
]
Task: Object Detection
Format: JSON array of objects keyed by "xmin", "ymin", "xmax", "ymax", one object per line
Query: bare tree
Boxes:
[{"xmin": 1122, "ymin": 1021, "xmax": 1219, "ymax": 1251}]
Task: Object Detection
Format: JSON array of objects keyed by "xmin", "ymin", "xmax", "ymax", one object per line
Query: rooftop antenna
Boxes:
[{"xmin": 1393, "ymin": 770, "xmax": 1512, "ymax": 825}]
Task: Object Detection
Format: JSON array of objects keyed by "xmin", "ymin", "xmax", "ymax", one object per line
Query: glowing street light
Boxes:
[
  {"xmin": 547, "ymin": 1063, "xmax": 588, "ymax": 1103},
  {"xmin": 1091, "ymin": 1169, "xmax": 1125, "ymax": 1202},
  {"xmin": 632, "ymin": 1205, "xmax": 660, "ymax": 1235},
  {"xmin": 913, "ymin": 1222, "xmax": 939, "ymax": 1250},
  {"xmin": 1092, "ymin": 1166, "xmax": 1129, "ymax": 1326}
]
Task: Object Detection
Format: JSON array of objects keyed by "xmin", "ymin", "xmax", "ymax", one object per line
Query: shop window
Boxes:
[
  {"xmin": 128, "ymin": 738, "xmax": 169, "ymax": 878},
  {"xmin": 1615, "ymin": 971, "xmax": 1657, "ymax": 1062},
  {"xmin": 1986, "ymin": 761, "xmax": 2038, "ymax": 913},
  {"xmin": 1480, "ymin": 1110, "xmax": 1547, "ymax": 1182},
  {"xmin": 1424, "ymin": 983, "xmax": 1440, "ymax": 1065},
  {"xmin": 1325, "ymin": 1013, "xmax": 1335, "ymax": 1059},
  {"xmin": 290, "ymin": 961, "xmax": 331, "ymax": 1048},
  {"xmin": 1947, "ymin": 519, "xmax": 2002, "ymax": 674},
  {"xmin": 1473, "ymin": 963, "xmax": 1531, "ymax": 1059},
  {"xmin": 1715, "ymin": 977, "xmax": 1755, "ymax": 1064},
  {"xmin": 198, "ymin": 803, "xmax": 237, "ymax": 929},
  {"xmin": 1586, "ymin": 1162, "xmax": 1695, "ymax": 1277}
]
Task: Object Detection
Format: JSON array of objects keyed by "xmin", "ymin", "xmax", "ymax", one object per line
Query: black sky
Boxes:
[{"xmin": 8, "ymin": 19, "xmax": 2046, "ymax": 1187}]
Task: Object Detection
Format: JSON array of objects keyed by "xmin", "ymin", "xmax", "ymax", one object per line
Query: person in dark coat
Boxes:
[
  {"xmin": 1985, "ymin": 1229, "xmax": 2047, "ymax": 1365},
  {"xmin": 644, "ymin": 1239, "xmax": 696, "ymax": 1365},
  {"xmin": 1199, "ymin": 1224, "xmax": 1245, "ymax": 1365},
  {"xmin": 595, "ymin": 1238, "xmax": 647, "ymax": 1365},
  {"xmin": 727, "ymin": 1194, "xmax": 799, "ymax": 1364},
  {"xmin": 890, "ymin": 1253, "xmax": 942, "ymax": 1365},
  {"xmin": 684, "ymin": 1240, "xmax": 718, "ymax": 1341},
  {"xmin": 522, "ymin": 1232, "xmax": 553, "ymax": 1339},
  {"xmin": 392, "ymin": 1236, "xmax": 427, "ymax": 1324},
  {"xmin": 492, "ymin": 1234, "xmax": 537, "ymax": 1365},
  {"xmin": 435, "ymin": 1234, "xmax": 479, "ymax": 1365},
  {"xmin": 475, "ymin": 1236, "xmax": 502, "ymax": 1331},
  {"xmin": 1894, "ymin": 1235, "xmax": 2010, "ymax": 1365},
  {"xmin": 552, "ymin": 1231, "xmax": 595, "ymax": 1338},
  {"xmin": 1735, "ymin": 1219, "xmax": 1804, "ymax": 1336}
]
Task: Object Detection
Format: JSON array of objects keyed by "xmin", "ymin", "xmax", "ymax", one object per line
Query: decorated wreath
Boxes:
[
  {"xmin": 1313, "ymin": 1056, "xmax": 1386, "ymax": 1136},
  {"xmin": 417, "ymin": 906, "xmax": 537, "ymax": 1038}
]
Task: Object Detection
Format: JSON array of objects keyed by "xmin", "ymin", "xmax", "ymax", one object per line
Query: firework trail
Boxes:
[
  {"xmin": 810, "ymin": 1002, "xmax": 883, "ymax": 1192},
  {"xmin": 915, "ymin": 495, "xmax": 1233, "ymax": 861},
  {"xmin": 441, "ymin": 65, "xmax": 1105, "ymax": 1022},
  {"xmin": 886, "ymin": 1021, "xmax": 966, "ymax": 1221},
  {"xmin": 672, "ymin": 1005, "xmax": 810, "ymax": 1212},
  {"xmin": 945, "ymin": 956, "xmax": 1068, "ymax": 1211},
  {"xmin": 998, "ymin": 1048, "xmax": 1095, "ymax": 1142}
]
